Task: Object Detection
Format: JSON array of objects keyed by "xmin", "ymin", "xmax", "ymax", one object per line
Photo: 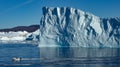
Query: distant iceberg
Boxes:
[
  {"xmin": 39, "ymin": 7, "xmax": 120, "ymax": 47},
  {"xmin": 0, "ymin": 28, "xmax": 39, "ymax": 44}
]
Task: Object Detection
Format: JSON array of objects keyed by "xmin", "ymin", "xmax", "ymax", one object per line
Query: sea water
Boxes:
[{"xmin": 0, "ymin": 44, "xmax": 120, "ymax": 67}]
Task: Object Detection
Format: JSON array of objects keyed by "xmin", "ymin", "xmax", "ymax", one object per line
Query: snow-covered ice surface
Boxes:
[
  {"xmin": 0, "ymin": 29, "xmax": 39, "ymax": 44},
  {"xmin": 0, "ymin": 31, "xmax": 28, "ymax": 41},
  {"xmin": 39, "ymin": 7, "xmax": 120, "ymax": 47}
]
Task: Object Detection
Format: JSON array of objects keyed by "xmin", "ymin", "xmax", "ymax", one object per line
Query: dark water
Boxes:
[{"xmin": 0, "ymin": 44, "xmax": 120, "ymax": 67}]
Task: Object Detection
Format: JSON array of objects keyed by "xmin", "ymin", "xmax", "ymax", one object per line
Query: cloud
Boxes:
[{"xmin": 0, "ymin": 0, "xmax": 33, "ymax": 15}]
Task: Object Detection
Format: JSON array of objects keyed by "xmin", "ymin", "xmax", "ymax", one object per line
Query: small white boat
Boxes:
[{"xmin": 12, "ymin": 57, "xmax": 21, "ymax": 62}]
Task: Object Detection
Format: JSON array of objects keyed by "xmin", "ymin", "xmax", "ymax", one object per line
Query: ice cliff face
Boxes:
[
  {"xmin": 40, "ymin": 7, "xmax": 120, "ymax": 47},
  {"xmin": 0, "ymin": 29, "xmax": 39, "ymax": 43},
  {"xmin": 26, "ymin": 29, "xmax": 39, "ymax": 41},
  {"xmin": 0, "ymin": 25, "xmax": 40, "ymax": 43}
]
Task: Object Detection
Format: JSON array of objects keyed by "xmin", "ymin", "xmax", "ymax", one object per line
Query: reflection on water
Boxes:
[
  {"xmin": 0, "ymin": 44, "xmax": 120, "ymax": 67},
  {"xmin": 40, "ymin": 47, "xmax": 120, "ymax": 67},
  {"xmin": 40, "ymin": 47, "xmax": 120, "ymax": 58}
]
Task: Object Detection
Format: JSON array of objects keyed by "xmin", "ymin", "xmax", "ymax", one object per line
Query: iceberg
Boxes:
[
  {"xmin": 39, "ymin": 7, "xmax": 120, "ymax": 47},
  {"xmin": 0, "ymin": 29, "xmax": 39, "ymax": 44},
  {"xmin": 0, "ymin": 25, "xmax": 40, "ymax": 43}
]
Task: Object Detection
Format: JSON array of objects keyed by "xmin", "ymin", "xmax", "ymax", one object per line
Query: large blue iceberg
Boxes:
[{"xmin": 39, "ymin": 7, "xmax": 120, "ymax": 47}]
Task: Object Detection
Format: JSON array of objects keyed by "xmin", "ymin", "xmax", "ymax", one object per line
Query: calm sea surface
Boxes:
[{"xmin": 0, "ymin": 44, "xmax": 120, "ymax": 67}]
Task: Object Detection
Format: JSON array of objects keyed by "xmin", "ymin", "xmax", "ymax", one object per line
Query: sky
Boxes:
[{"xmin": 0, "ymin": 0, "xmax": 120, "ymax": 29}]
